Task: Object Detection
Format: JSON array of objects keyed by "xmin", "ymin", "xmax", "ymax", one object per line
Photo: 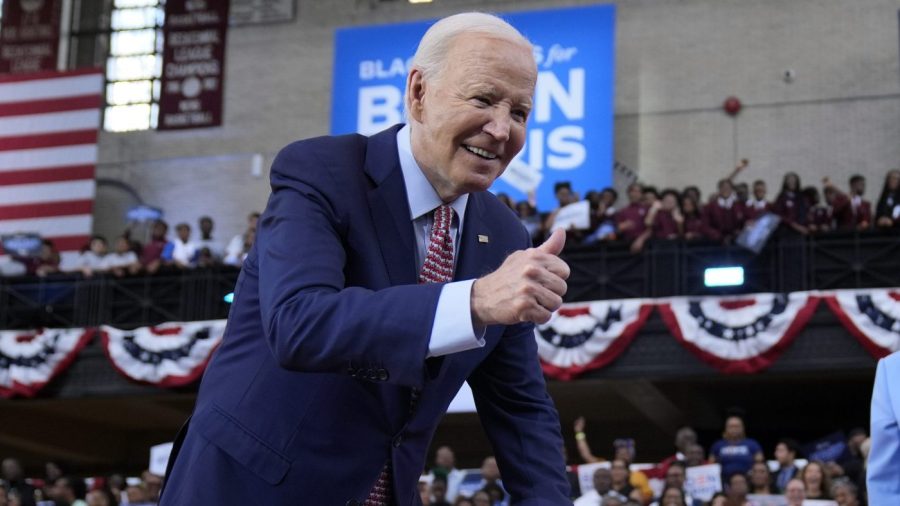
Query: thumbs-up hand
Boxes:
[
  {"xmin": 471, "ymin": 229, "xmax": 570, "ymax": 326},
  {"xmin": 538, "ymin": 228, "xmax": 567, "ymax": 256}
]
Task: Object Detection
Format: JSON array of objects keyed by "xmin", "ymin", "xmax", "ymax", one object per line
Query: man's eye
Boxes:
[
  {"xmin": 473, "ymin": 96, "xmax": 491, "ymax": 106},
  {"xmin": 512, "ymin": 109, "xmax": 529, "ymax": 122}
]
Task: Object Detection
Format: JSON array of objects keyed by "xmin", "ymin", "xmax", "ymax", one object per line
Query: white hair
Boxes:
[{"xmin": 410, "ymin": 12, "xmax": 532, "ymax": 82}]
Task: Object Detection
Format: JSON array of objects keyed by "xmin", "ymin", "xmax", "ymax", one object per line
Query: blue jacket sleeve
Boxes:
[
  {"xmin": 254, "ymin": 140, "xmax": 443, "ymax": 389},
  {"xmin": 466, "ymin": 228, "xmax": 570, "ymax": 505},
  {"xmin": 868, "ymin": 354, "xmax": 900, "ymax": 504}
]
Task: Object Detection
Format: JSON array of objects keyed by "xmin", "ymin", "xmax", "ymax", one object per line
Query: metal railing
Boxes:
[
  {"xmin": 2, "ymin": 229, "xmax": 899, "ymax": 330},
  {"xmin": 561, "ymin": 228, "xmax": 900, "ymax": 302},
  {"xmin": 0, "ymin": 267, "xmax": 239, "ymax": 330}
]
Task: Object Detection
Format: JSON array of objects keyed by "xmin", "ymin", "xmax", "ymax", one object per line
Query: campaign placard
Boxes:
[
  {"xmin": 685, "ymin": 463, "xmax": 723, "ymax": 502},
  {"xmin": 331, "ymin": 5, "xmax": 616, "ymax": 210}
]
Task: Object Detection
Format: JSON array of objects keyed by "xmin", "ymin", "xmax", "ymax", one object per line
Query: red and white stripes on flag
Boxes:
[{"xmin": 0, "ymin": 69, "xmax": 104, "ymax": 252}]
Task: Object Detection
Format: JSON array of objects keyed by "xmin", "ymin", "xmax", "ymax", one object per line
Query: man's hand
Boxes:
[{"xmin": 471, "ymin": 229, "xmax": 570, "ymax": 326}]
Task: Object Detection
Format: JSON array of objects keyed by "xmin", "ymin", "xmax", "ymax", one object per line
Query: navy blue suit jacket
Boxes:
[{"xmin": 160, "ymin": 125, "xmax": 570, "ymax": 505}]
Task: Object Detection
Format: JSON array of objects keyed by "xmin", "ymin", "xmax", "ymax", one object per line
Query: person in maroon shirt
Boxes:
[
  {"xmin": 805, "ymin": 186, "xmax": 832, "ymax": 234},
  {"xmin": 681, "ymin": 195, "xmax": 705, "ymax": 241},
  {"xmin": 744, "ymin": 180, "xmax": 772, "ymax": 222},
  {"xmin": 702, "ymin": 179, "xmax": 746, "ymax": 243},
  {"xmin": 16, "ymin": 239, "xmax": 61, "ymax": 277},
  {"xmin": 646, "ymin": 189, "xmax": 683, "ymax": 240},
  {"xmin": 615, "ymin": 183, "xmax": 649, "ymax": 249},
  {"xmin": 141, "ymin": 219, "xmax": 169, "ymax": 274},
  {"xmin": 848, "ymin": 174, "xmax": 872, "ymax": 230},
  {"xmin": 774, "ymin": 172, "xmax": 808, "ymax": 233},
  {"xmin": 822, "ymin": 177, "xmax": 870, "ymax": 231}
]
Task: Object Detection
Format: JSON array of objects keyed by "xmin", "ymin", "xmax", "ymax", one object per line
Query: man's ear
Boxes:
[{"xmin": 406, "ymin": 68, "xmax": 426, "ymax": 123}]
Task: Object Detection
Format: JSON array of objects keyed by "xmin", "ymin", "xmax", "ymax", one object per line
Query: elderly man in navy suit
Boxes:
[
  {"xmin": 868, "ymin": 350, "xmax": 900, "ymax": 504},
  {"xmin": 160, "ymin": 12, "xmax": 572, "ymax": 506}
]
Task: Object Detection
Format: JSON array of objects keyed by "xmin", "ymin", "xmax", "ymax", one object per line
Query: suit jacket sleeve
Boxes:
[
  {"xmin": 868, "ymin": 355, "xmax": 900, "ymax": 504},
  {"xmin": 254, "ymin": 139, "xmax": 442, "ymax": 389},
  {"xmin": 466, "ymin": 228, "xmax": 570, "ymax": 505}
]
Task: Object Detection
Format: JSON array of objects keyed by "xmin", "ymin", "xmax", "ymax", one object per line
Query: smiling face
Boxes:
[{"xmin": 407, "ymin": 33, "xmax": 536, "ymax": 202}]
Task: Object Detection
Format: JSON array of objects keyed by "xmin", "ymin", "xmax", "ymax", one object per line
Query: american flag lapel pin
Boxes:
[{"xmin": 478, "ymin": 234, "xmax": 489, "ymax": 243}]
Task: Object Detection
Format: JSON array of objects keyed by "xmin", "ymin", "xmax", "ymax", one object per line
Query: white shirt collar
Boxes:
[
  {"xmin": 717, "ymin": 194, "xmax": 736, "ymax": 209},
  {"xmin": 397, "ymin": 124, "xmax": 468, "ymax": 223}
]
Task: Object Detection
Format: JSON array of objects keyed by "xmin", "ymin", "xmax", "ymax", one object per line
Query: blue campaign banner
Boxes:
[{"xmin": 331, "ymin": 5, "xmax": 616, "ymax": 210}]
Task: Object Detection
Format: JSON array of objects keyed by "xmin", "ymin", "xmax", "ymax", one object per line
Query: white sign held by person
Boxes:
[
  {"xmin": 685, "ymin": 463, "xmax": 722, "ymax": 502},
  {"xmin": 149, "ymin": 442, "xmax": 174, "ymax": 476},
  {"xmin": 551, "ymin": 200, "xmax": 591, "ymax": 232}
]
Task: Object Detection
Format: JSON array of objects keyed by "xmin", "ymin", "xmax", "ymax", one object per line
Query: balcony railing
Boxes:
[{"xmin": 1, "ymin": 229, "xmax": 899, "ymax": 330}]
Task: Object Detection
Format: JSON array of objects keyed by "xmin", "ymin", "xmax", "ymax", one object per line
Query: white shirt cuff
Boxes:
[{"xmin": 427, "ymin": 279, "xmax": 486, "ymax": 357}]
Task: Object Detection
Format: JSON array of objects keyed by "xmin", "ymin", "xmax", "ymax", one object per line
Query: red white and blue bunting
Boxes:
[
  {"xmin": 825, "ymin": 289, "xmax": 900, "ymax": 358},
  {"xmin": 4, "ymin": 288, "xmax": 897, "ymax": 394},
  {"xmin": 535, "ymin": 300, "xmax": 653, "ymax": 380},
  {"xmin": 101, "ymin": 320, "xmax": 226, "ymax": 387},
  {"xmin": 0, "ymin": 328, "xmax": 94, "ymax": 398},
  {"xmin": 658, "ymin": 293, "xmax": 819, "ymax": 373}
]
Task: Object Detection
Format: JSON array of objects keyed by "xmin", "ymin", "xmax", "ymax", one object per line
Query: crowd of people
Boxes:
[
  {"xmin": 5, "ymin": 165, "xmax": 900, "ymax": 279},
  {"xmin": 564, "ymin": 413, "xmax": 867, "ymax": 506},
  {"xmin": 414, "ymin": 413, "xmax": 868, "ymax": 506},
  {"xmin": 503, "ymin": 165, "xmax": 900, "ymax": 253},
  {"xmin": 0, "ymin": 458, "xmax": 160, "ymax": 506},
  {"xmin": 0, "ymin": 412, "xmax": 871, "ymax": 506},
  {"xmin": 0, "ymin": 213, "xmax": 260, "ymax": 279}
]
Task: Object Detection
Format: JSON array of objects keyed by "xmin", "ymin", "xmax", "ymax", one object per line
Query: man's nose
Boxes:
[{"xmin": 483, "ymin": 108, "xmax": 511, "ymax": 142}]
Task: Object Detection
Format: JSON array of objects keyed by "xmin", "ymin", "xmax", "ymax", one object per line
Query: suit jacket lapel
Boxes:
[
  {"xmin": 364, "ymin": 125, "xmax": 418, "ymax": 286},
  {"xmin": 455, "ymin": 193, "xmax": 498, "ymax": 282}
]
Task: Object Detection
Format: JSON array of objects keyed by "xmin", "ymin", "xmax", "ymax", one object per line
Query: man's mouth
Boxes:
[{"xmin": 463, "ymin": 145, "xmax": 498, "ymax": 160}]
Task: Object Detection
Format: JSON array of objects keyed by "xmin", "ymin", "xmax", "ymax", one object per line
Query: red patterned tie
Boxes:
[
  {"xmin": 419, "ymin": 204, "xmax": 455, "ymax": 284},
  {"xmin": 364, "ymin": 206, "xmax": 454, "ymax": 506},
  {"xmin": 364, "ymin": 463, "xmax": 393, "ymax": 506}
]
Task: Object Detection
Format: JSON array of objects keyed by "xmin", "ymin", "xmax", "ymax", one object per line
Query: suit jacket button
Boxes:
[{"xmin": 378, "ymin": 369, "xmax": 388, "ymax": 381}]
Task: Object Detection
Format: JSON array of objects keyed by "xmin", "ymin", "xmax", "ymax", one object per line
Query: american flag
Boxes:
[{"xmin": 0, "ymin": 68, "xmax": 104, "ymax": 253}]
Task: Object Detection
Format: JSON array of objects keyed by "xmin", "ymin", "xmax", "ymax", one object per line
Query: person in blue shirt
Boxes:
[
  {"xmin": 709, "ymin": 414, "xmax": 764, "ymax": 479},
  {"xmin": 868, "ymin": 351, "xmax": 900, "ymax": 504}
]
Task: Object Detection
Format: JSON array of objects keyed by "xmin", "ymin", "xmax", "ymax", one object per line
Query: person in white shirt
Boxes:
[
  {"xmin": 224, "ymin": 211, "xmax": 259, "ymax": 266},
  {"xmin": 72, "ymin": 235, "xmax": 108, "ymax": 277},
  {"xmin": 166, "ymin": 223, "xmax": 198, "ymax": 268},
  {"xmin": 102, "ymin": 236, "xmax": 141, "ymax": 276},
  {"xmin": 574, "ymin": 467, "xmax": 619, "ymax": 506},
  {"xmin": 431, "ymin": 445, "xmax": 465, "ymax": 501},
  {"xmin": 195, "ymin": 215, "xmax": 224, "ymax": 260}
]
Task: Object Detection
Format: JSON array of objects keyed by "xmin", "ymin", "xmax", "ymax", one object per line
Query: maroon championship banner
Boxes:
[
  {"xmin": 0, "ymin": 0, "xmax": 62, "ymax": 74},
  {"xmin": 158, "ymin": 0, "xmax": 230, "ymax": 130}
]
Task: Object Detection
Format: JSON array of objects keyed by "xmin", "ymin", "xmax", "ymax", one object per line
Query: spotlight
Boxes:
[
  {"xmin": 224, "ymin": 292, "xmax": 234, "ymax": 304},
  {"xmin": 704, "ymin": 266, "xmax": 744, "ymax": 288}
]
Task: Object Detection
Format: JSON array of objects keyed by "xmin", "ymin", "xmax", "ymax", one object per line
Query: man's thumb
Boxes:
[{"xmin": 538, "ymin": 228, "xmax": 566, "ymax": 256}]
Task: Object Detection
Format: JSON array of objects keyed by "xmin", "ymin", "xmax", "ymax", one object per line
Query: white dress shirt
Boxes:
[{"xmin": 397, "ymin": 125, "xmax": 486, "ymax": 357}]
